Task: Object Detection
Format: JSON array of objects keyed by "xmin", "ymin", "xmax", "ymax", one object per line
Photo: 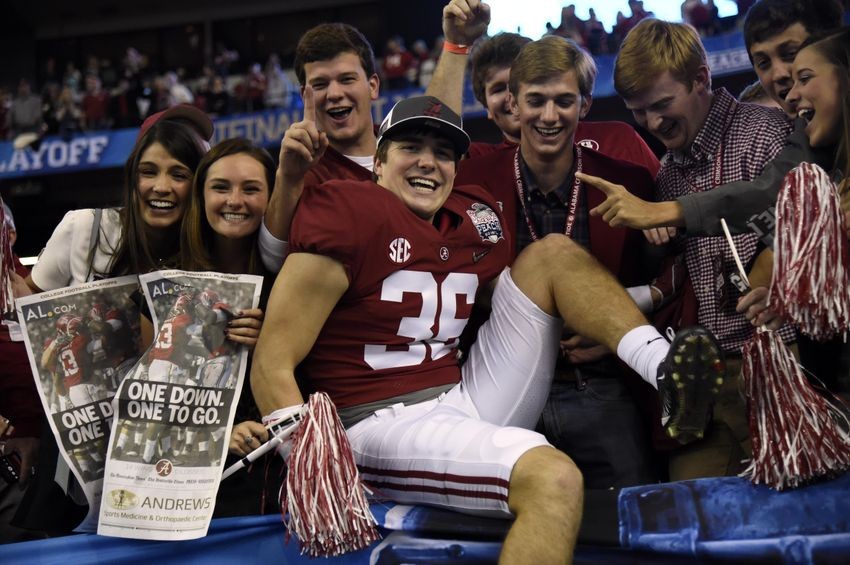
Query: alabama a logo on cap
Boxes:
[
  {"xmin": 423, "ymin": 99, "xmax": 443, "ymax": 117},
  {"xmin": 466, "ymin": 203, "xmax": 504, "ymax": 244}
]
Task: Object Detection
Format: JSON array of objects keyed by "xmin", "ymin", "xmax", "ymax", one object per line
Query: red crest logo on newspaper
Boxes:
[
  {"xmin": 466, "ymin": 203, "xmax": 504, "ymax": 244},
  {"xmin": 155, "ymin": 459, "xmax": 173, "ymax": 477}
]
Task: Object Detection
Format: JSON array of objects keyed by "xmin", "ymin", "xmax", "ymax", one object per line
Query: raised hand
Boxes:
[
  {"xmin": 442, "ymin": 0, "xmax": 491, "ymax": 46},
  {"xmin": 278, "ymin": 85, "xmax": 329, "ymax": 184}
]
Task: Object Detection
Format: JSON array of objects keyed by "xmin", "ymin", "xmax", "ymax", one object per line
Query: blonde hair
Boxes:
[
  {"xmin": 614, "ymin": 18, "xmax": 708, "ymax": 100},
  {"xmin": 509, "ymin": 35, "xmax": 596, "ymax": 100}
]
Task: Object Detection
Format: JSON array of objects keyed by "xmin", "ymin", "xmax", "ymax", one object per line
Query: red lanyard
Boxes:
[{"xmin": 513, "ymin": 146, "xmax": 583, "ymax": 241}]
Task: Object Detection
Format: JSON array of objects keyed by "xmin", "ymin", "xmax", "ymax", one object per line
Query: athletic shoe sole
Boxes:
[{"xmin": 662, "ymin": 327, "xmax": 726, "ymax": 444}]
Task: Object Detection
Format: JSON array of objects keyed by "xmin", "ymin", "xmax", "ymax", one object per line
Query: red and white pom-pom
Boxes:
[
  {"xmin": 741, "ymin": 328, "xmax": 850, "ymax": 490},
  {"xmin": 770, "ymin": 162, "xmax": 850, "ymax": 340},
  {"xmin": 0, "ymin": 198, "xmax": 16, "ymax": 317},
  {"xmin": 281, "ymin": 392, "xmax": 379, "ymax": 557}
]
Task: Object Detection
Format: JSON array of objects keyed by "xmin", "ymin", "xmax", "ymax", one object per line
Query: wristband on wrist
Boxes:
[
  {"xmin": 262, "ymin": 405, "xmax": 304, "ymax": 434},
  {"xmin": 443, "ymin": 40, "xmax": 470, "ymax": 55}
]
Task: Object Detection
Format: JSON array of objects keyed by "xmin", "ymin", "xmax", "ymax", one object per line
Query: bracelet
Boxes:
[{"xmin": 443, "ymin": 40, "xmax": 470, "ymax": 55}]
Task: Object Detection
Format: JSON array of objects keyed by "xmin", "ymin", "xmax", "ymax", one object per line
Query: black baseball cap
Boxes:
[{"xmin": 377, "ymin": 96, "xmax": 470, "ymax": 156}]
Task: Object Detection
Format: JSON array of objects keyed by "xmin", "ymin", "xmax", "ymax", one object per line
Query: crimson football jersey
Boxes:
[
  {"xmin": 147, "ymin": 312, "xmax": 194, "ymax": 363},
  {"xmin": 290, "ymin": 179, "xmax": 511, "ymax": 409},
  {"xmin": 59, "ymin": 335, "xmax": 91, "ymax": 389},
  {"xmin": 467, "ymin": 121, "xmax": 660, "ymax": 178}
]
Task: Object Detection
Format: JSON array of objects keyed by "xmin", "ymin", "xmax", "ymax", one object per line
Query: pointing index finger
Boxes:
[
  {"xmin": 575, "ymin": 171, "xmax": 616, "ymax": 195},
  {"xmin": 302, "ymin": 85, "xmax": 317, "ymax": 124}
]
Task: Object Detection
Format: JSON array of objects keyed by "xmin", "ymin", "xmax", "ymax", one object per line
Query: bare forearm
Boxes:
[
  {"xmin": 648, "ymin": 200, "xmax": 685, "ymax": 228},
  {"xmin": 263, "ymin": 171, "xmax": 303, "ymax": 240},
  {"xmin": 425, "ymin": 52, "xmax": 468, "ymax": 114},
  {"xmin": 748, "ymin": 248, "xmax": 773, "ymax": 289},
  {"xmin": 250, "ymin": 360, "xmax": 304, "ymax": 415},
  {"xmin": 250, "ymin": 253, "xmax": 349, "ymax": 414}
]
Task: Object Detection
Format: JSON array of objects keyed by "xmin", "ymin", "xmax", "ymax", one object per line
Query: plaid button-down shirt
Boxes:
[
  {"xmin": 657, "ymin": 88, "xmax": 795, "ymax": 353},
  {"xmin": 515, "ymin": 150, "xmax": 590, "ymax": 252}
]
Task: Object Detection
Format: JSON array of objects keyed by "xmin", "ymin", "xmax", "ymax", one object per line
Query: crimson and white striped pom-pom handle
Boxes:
[
  {"xmin": 0, "ymin": 198, "xmax": 15, "ymax": 317},
  {"xmin": 770, "ymin": 162, "xmax": 850, "ymax": 340},
  {"xmin": 741, "ymin": 328, "xmax": 850, "ymax": 490},
  {"xmin": 281, "ymin": 392, "xmax": 379, "ymax": 557}
]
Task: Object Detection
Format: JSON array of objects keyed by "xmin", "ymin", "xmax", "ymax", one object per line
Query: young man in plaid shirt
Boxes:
[{"xmin": 592, "ymin": 19, "xmax": 796, "ymax": 480}]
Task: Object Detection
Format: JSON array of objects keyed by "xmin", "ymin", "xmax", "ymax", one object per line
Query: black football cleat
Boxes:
[{"xmin": 658, "ymin": 326, "xmax": 726, "ymax": 444}]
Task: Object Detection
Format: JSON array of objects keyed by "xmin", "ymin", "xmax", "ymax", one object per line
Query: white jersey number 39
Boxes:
[{"xmin": 364, "ymin": 270, "xmax": 478, "ymax": 370}]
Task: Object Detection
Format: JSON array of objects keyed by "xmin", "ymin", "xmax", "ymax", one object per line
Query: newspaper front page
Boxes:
[
  {"xmin": 98, "ymin": 270, "xmax": 262, "ymax": 540},
  {"xmin": 16, "ymin": 275, "xmax": 143, "ymax": 531}
]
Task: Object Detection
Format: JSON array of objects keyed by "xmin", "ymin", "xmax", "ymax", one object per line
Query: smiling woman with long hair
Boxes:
[
  {"xmin": 12, "ymin": 105, "xmax": 214, "ymax": 536},
  {"xmin": 179, "ymin": 137, "xmax": 283, "ymax": 517},
  {"xmin": 787, "ymin": 26, "xmax": 850, "ymax": 182},
  {"xmin": 24, "ymin": 105, "xmax": 213, "ymax": 293}
]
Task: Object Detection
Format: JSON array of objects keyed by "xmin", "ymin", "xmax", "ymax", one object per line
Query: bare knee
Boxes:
[
  {"xmin": 509, "ymin": 446, "xmax": 583, "ymax": 515},
  {"xmin": 510, "ymin": 235, "xmax": 592, "ymax": 316},
  {"xmin": 512, "ymin": 234, "xmax": 595, "ymax": 285},
  {"xmin": 515, "ymin": 234, "xmax": 582, "ymax": 272}
]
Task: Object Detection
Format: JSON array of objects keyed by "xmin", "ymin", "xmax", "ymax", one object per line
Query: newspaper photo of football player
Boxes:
[
  {"xmin": 100, "ymin": 270, "xmax": 261, "ymax": 541},
  {"xmin": 15, "ymin": 275, "xmax": 142, "ymax": 532}
]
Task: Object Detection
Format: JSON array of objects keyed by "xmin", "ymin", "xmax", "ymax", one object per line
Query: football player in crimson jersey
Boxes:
[
  {"xmin": 47, "ymin": 315, "xmax": 106, "ymax": 481},
  {"xmin": 137, "ymin": 293, "xmax": 200, "ymax": 464},
  {"xmin": 40, "ymin": 314, "xmax": 77, "ymax": 407},
  {"xmin": 253, "ymin": 95, "xmax": 726, "ymax": 564}
]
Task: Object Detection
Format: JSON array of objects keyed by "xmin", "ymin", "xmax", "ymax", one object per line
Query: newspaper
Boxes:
[
  {"xmin": 98, "ymin": 270, "xmax": 262, "ymax": 540},
  {"xmin": 15, "ymin": 275, "xmax": 143, "ymax": 531}
]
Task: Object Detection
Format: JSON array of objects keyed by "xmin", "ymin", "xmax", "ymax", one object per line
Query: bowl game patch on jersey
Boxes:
[{"xmin": 466, "ymin": 203, "xmax": 504, "ymax": 244}]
